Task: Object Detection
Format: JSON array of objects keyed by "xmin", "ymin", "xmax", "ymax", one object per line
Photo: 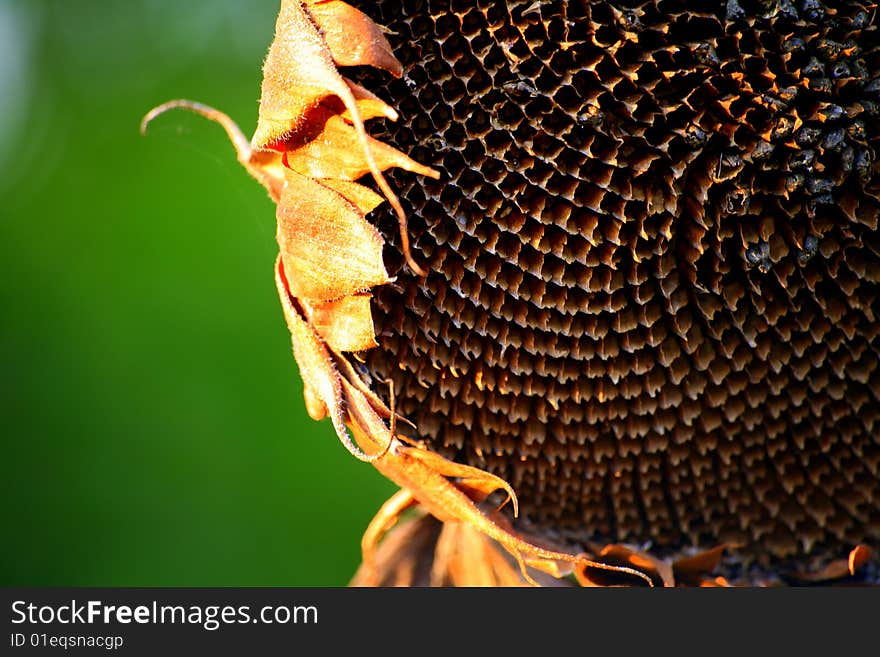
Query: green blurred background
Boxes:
[{"xmin": 0, "ymin": 0, "xmax": 396, "ymax": 585}]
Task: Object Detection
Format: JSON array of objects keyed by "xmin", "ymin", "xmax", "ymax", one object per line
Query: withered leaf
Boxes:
[{"xmin": 275, "ymin": 259, "xmax": 342, "ymax": 427}]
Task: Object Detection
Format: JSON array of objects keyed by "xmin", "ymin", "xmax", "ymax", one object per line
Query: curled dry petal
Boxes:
[
  {"xmin": 317, "ymin": 178, "xmax": 384, "ymax": 215},
  {"xmin": 302, "ymin": 295, "xmax": 378, "ymax": 353},
  {"xmin": 341, "ymin": 80, "xmax": 399, "ymax": 122},
  {"xmin": 357, "ymin": 488, "xmax": 418, "ymax": 586},
  {"xmin": 394, "ymin": 445, "xmax": 518, "ymax": 517},
  {"xmin": 430, "ymin": 521, "xmax": 529, "ymax": 587},
  {"xmin": 275, "ymin": 258, "xmax": 382, "ymax": 463},
  {"xmin": 252, "ymin": 0, "xmax": 358, "ymax": 150},
  {"xmin": 277, "ymin": 170, "xmax": 389, "ymax": 301},
  {"xmin": 285, "ymin": 114, "xmax": 437, "ymax": 182},
  {"xmin": 848, "ymin": 544, "xmax": 872, "ymax": 576},
  {"xmin": 306, "ymin": 0, "xmax": 403, "ymax": 76},
  {"xmin": 351, "ymin": 512, "xmax": 442, "ymax": 587},
  {"xmin": 589, "ymin": 544, "xmax": 675, "ymax": 587}
]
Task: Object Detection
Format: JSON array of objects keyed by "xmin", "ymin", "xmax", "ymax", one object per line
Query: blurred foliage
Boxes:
[{"xmin": 0, "ymin": 0, "xmax": 396, "ymax": 585}]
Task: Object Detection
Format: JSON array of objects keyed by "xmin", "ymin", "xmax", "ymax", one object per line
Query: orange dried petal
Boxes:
[
  {"xmin": 598, "ymin": 544, "xmax": 675, "ymax": 587},
  {"xmin": 432, "ymin": 522, "xmax": 529, "ymax": 587},
  {"xmin": 672, "ymin": 544, "xmax": 733, "ymax": 584},
  {"xmin": 307, "ymin": 0, "xmax": 403, "ymax": 76},
  {"xmin": 274, "ymin": 259, "xmax": 345, "ymax": 440},
  {"xmin": 285, "ymin": 114, "xmax": 437, "ymax": 181},
  {"xmin": 357, "ymin": 488, "xmax": 418, "ymax": 585},
  {"xmin": 275, "ymin": 259, "xmax": 379, "ymax": 462},
  {"xmin": 397, "ymin": 445, "xmax": 518, "ymax": 517},
  {"xmin": 848, "ymin": 544, "xmax": 872, "ymax": 576},
  {"xmin": 277, "ymin": 170, "xmax": 388, "ymax": 300},
  {"xmin": 248, "ymin": 149, "xmax": 287, "ymax": 201},
  {"xmin": 793, "ymin": 544, "xmax": 873, "ymax": 582},
  {"xmin": 351, "ymin": 512, "xmax": 441, "ymax": 587},
  {"xmin": 302, "ymin": 294, "xmax": 378, "ymax": 353},
  {"xmin": 302, "ymin": 382, "xmax": 328, "ymax": 422},
  {"xmin": 253, "ymin": 0, "xmax": 350, "ymax": 149},
  {"xmin": 317, "ymin": 179, "xmax": 384, "ymax": 215},
  {"xmin": 343, "ymin": 79, "xmax": 399, "ymax": 122}
]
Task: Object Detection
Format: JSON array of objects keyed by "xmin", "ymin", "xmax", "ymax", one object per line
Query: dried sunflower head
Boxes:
[{"xmin": 145, "ymin": 0, "xmax": 880, "ymax": 586}]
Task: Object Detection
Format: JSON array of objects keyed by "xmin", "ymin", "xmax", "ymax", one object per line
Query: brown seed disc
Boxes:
[{"xmin": 350, "ymin": 0, "xmax": 880, "ymax": 573}]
